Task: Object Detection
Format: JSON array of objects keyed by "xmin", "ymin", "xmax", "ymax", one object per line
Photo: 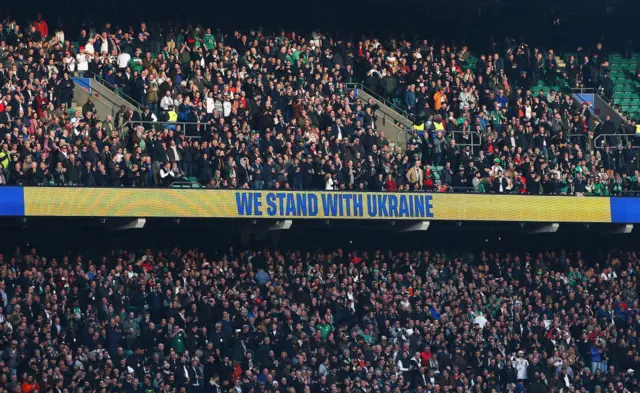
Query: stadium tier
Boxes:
[
  {"xmin": 1, "ymin": 10, "xmax": 640, "ymax": 393},
  {"xmin": 1, "ymin": 20, "xmax": 640, "ymax": 196},
  {"xmin": 0, "ymin": 227, "xmax": 639, "ymax": 393}
]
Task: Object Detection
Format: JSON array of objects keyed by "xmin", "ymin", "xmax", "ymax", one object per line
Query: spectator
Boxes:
[
  {"xmin": 0, "ymin": 241, "xmax": 637, "ymax": 393},
  {"xmin": 0, "ymin": 17, "xmax": 635, "ymax": 195}
]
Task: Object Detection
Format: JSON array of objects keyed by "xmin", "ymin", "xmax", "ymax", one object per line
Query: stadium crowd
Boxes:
[
  {"xmin": 0, "ymin": 245, "xmax": 636, "ymax": 393},
  {"xmin": 0, "ymin": 17, "xmax": 638, "ymax": 194}
]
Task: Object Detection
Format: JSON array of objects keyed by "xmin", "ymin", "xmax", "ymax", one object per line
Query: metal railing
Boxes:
[
  {"xmin": 73, "ymin": 77, "xmax": 127, "ymax": 113},
  {"xmin": 594, "ymin": 133, "xmax": 640, "ymax": 149},
  {"xmin": 170, "ymin": 181, "xmax": 204, "ymax": 188},
  {"xmin": 345, "ymin": 82, "xmax": 415, "ymax": 121},
  {"xmin": 572, "ymin": 88, "xmax": 603, "ymax": 127},
  {"xmin": 121, "ymin": 120, "xmax": 204, "ymax": 139},
  {"xmin": 571, "ymin": 87, "xmax": 599, "ymax": 94},
  {"xmin": 448, "ymin": 130, "xmax": 483, "ymax": 155},
  {"xmin": 403, "ymin": 129, "xmax": 483, "ymax": 155},
  {"xmin": 574, "ymin": 85, "xmax": 637, "ymax": 124},
  {"xmin": 86, "ymin": 72, "xmax": 146, "ymax": 111},
  {"xmin": 396, "ymin": 126, "xmax": 412, "ymax": 151}
]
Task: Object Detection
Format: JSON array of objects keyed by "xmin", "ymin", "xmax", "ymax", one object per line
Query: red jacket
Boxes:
[
  {"xmin": 33, "ymin": 20, "xmax": 48, "ymax": 38},
  {"xmin": 231, "ymin": 364, "xmax": 242, "ymax": 382},
  {"xmin": 384, "ymin": 179, "xmax": 397, "ymax": 191},
  {"xmin": 35, "ymin": 95, "xmax": 48, "ymax": 117},
  {"xmin": 21, "ymin": 381, "xmax": 40, "ymax": 393}
]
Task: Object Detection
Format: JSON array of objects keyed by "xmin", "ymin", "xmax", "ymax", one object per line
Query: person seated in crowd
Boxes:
[
  {"xmin": 0, "ymin": 18, "xmax": 633, "ymax": 193},
  {"xmin": 0, "ymin": 245, "xmax": 636, "ymax": 393}
]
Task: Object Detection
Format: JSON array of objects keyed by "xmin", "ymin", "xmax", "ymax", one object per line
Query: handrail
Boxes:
[
  {"xmin": 86, "ymin": 71, "xmax": 146, "ymax": 111},
  {"xmin": 572, "ymin": 87, "xmax": 598, "ymax": 94},
  {"xmin": 170, "ymin": 181, "xmax": 204, "ymax": 188},
  {"xmin": 571, "ymin": 87, "xmax": 603, "ymax": 125},
  {"xmin": 594, "ymin": 133, "xmax": 639, "ymax": 149},
  {"xmin": 448, "ymin": 130, "xmax": 483, "ymax": 155},
  {"xmin": 395, "ymin": 125, "xmax": 411, "ymax": 151},
  {"xmin": 121, "ymin": 120, "xmax": 203, "ymax": 139},
  {"xmin": 587, "ymin": 85, "xmax": 635, "ymax": 123},
  {"xmin": 346, "ymin": 82, "xmax": 415, "ymax": 122},
  {"xmin": 73, "ymin": 77, "xmax": 129, "ymax": 113}
]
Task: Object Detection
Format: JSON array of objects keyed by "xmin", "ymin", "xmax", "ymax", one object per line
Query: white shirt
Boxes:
[
  {"xmin": 160, "ymin": 96, "xmax": 173, "ymax": 111},
  {"xmin": 206, "ymin": 97, "xmax": 215, "ymax": 114},
  {"xmin": 55, "ymin": 31, "xmax": 65, "ymax": 44},
  {"xmin": 601, "ymin": 271, "xmax": 617, "ymax": 281},
  {"xmin": 117, "ymin": 53, "xmax": 131, "ymax": 69},
  {"xmin": 514, "ymin": 358, "xmax": 529, "ymax": 380},
  {"xmin": 325, "ymin": 177, "xmax": 334, "ymax": 190},
  {"xmin": 171, "ymin": 146, "xmax": 181, "ymax": 162},
  {"xmin": 47, "ymin": 65, "xmax": 59, "ymax": 79},
  {"xmin": 76, "ymin": 53, "xmax": 88, "ymax": 71},
  {"xmin": 64, "ymin": 56, "xmax": 76, "ymax": 72},
  {"xmin": 160, "ymin": 167, "xmax": 174, "ymax": 179},
  {"xmin": 223, "ymin": 101, "xmax": 232, "ymax": 117}
]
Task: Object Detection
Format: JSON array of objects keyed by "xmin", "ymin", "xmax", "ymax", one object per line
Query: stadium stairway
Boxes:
[
  {"xmin": 347, "ymin": 83, "xmax": 414, "ymax": 152},
  {"xmin": 72, "ymin": 75, "xmax": 143, "ymax": 120}
]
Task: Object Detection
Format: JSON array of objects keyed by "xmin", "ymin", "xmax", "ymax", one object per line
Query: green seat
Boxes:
[{"xmin": 617, "ymin": 98, "xmax": 631, "ymax": 106}]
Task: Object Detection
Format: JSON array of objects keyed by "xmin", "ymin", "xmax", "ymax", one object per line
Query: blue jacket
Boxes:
[
  {"xmin": 405, "ymin": 90, "xmax": 416, "ymax": 109},
  {"xmin": 590, "ymin": 345, "xmax": 602, "ymax": 362},
  {"xmin": 495, "ymin": 95, "xmax": 508, "ymax": 109},
  {"xmin": 103, "ymin": 72, "xmax": 117, "ymax": 86}
]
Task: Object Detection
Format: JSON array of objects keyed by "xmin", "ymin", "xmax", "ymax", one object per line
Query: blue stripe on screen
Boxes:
[{"xmin": 0, "ymin": 187, "xmax": 25, "ymax": 216}]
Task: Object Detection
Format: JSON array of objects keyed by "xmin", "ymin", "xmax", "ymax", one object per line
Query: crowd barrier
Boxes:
[{"xmin": 2, "ymin": 187, "xmax": 639, "ymax": 223}]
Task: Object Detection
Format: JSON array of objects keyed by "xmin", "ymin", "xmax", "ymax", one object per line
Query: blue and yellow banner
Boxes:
[
  {"xmin": 0, "ymin": 187, "xmax": 25, "ymax": 216},
  {"xmin": 1, "ymin": 186, "xmax": 639, "ymax": 222},
  {"xmin": 0, "ymin": 187, "xmax": 624, "ymax": 223}
]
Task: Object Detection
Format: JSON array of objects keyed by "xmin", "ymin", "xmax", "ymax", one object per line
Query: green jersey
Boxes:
[
  {"xmin": 172, "ymin": 331, "xmax": 185, "ymax": 353},
  {"xmin": 203, "ymin": 34, "xmax": 216, "ymax": 50},
  {"xmin": 317, "ymin": 323, "xmax": 332, "ymax": 339}
]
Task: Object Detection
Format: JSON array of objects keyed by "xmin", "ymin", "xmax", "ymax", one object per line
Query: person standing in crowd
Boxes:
[{"xmin": 0, "ymin": 17, "xmax": 635, "ymax": 193}]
